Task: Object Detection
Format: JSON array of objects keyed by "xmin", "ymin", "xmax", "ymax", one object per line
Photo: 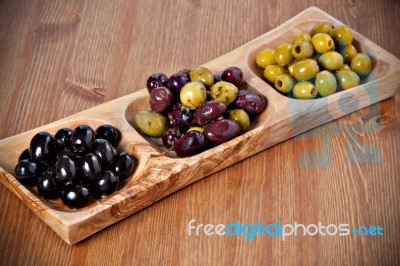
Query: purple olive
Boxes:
[
  {"xmin": 234, "ymin": 91, "xmax": 267, "ymax": 115},
  {"xmin": 167, "ymin": 72, "xmax": 189, "ymax": 95},
  {"xmin": 162, "ymin": 126, "xmax": 185, "ymax": 148},
  {"xmin": 167, "ymin": 102, "xmax": 194, "ymax": 127},
  {"xmin": 146, "ymin": 73, "xmax": 168, "ymax": 93},
  {"xmin": 149, "ymin": 86, "xmax": 174, "ymax": 113},
  {"xmin": 221, "ymin": 66, "xmax": 244, "ymax": 88},
  {"xmin": 194, "ymin": 100, "xmax": 227, "ymax": 126},
  {"xmin": 204, "ymin": 119, "xmax": 241, "ymax": 144},
  {"xmin": 174, "ymin": 131, "xmax": 206, "ymax": 157}
]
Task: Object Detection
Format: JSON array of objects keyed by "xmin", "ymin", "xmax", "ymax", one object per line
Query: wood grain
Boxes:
[{"xmin": 0, "ymin": 0, "xmax": 399, "ymax": 265}]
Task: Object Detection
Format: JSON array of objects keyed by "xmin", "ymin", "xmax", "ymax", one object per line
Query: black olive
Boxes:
[
  {"xmin": 30, "ymin": 132, "xmax": 57, "ymax": 163},
  {"xmin": 91, "ymin": 170, "xmax": 119, "ymax": 198},
  {"xmin": 95, "ymin": 125, "xmax": 120, "ymax": 145},
  {"xmin": 61, "ymin": 185, "xmax": 90, "ymax": 208},
  {"xmin": 54, "ymin": 128, "xmax": 73, "ymax": 150},
  {"xmin": 70, "ymin": 125, "xmax": 95, "ymax": 154},
  {"xmin": 91, "ymin": 139, "xmax": 117, "ymax": 166},
  {"xmin": 79, "ymin": 153, "xmax": 102, "ymax": 182},
  {"xmin": 18, "ymin": 148, "xmax": 31, "ymax": 161},
  {"xmin": 55, "ymin": 155, "xmax": 77, "ymax": 186},
  {"xmin": 14, "ymin": 159, "xmax": 44, "ymax": 186},
  {"xmin": 37, "ymin": 171, "xmax": 60, "ymax": 199},
  {"xmin": 109, "ymin": 152, "xmax": 134, "ymax": 180}
]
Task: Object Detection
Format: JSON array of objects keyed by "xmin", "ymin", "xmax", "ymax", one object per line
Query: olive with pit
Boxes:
[
  {"xmin": 234, "ymin": 91, "xmax": 266, "ymax": 115},
  {"xmin": 135, "ymin": 110, "xmax": 168, "ymax": 137},
  {"xmin": 292, "ymin": 59, "xmax": 320, "ymax": 81},
  {"xmin": 149, "ymin": 86, "xmax": 174, "ymax": 113},
  {"xmin": 351, "ymin": 53, "xmax": 372, "ymax": 78},
  {"xmin": 204, "ymin": 119, "xmax": 241, "ymax": 144},
  {"xmin": 190, "ymin": 67, "xmax": 214, "ymax": 87},
  {"xmin": 174, "ymin": 130, "xmax": 206, "ymax": 157},
  {"xmin": 194, "ymin": 100, "xmax": 227, "ymax": 126},
  {"xmin": 293, "ymin": 81, "xmax": 317, "ymax": 99},
  {"xmin": 315, "ymin": 70, "xmax": 337, "ymax": 97},
  {"xmin": 318, "ymin": 51, "xmax": 344, "ymax": 71},
  {"xmin": 227, "ymin": 109, "xmax": 251, "ymax": 132},
  {"xmin": 256, "ymin": 48, "xmax": 276, "ymax": 69},
  {"xmin": 311, "ymin": 33, "xmax": 335, "ymax": 53},
  {"xmin": 274, "ymin": 43, "xmax": 293, "ymax": 66},
  {"xmin": 180, "ymin": 81, "xmax": 207, "ymax": 109},
  {"xmin": 210, "ymin": 81, "xmax": 238, "ymax": 106}
]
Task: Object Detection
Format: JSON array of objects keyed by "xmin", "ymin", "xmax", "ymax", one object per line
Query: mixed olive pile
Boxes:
[
  {"xmin": 14, "ymin": 124, "xmax": 135, "ymax": 208},
  {"xmin": 135, "ymin": 66, "xmax": 266, "ymax": 157},
  {"xmin": 256, "ymin": 22, "xmax": 373, "ymax": 99}
]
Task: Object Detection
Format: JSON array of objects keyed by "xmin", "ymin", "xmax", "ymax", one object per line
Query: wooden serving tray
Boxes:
[{"xmin": 0, "ymin": 7, "xmax": 399, "ymax": 245}]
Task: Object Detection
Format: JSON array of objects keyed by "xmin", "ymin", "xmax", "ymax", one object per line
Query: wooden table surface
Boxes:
[{"xmin": 1, "ymin": 0, "xmax": 399, "ymax": 265}]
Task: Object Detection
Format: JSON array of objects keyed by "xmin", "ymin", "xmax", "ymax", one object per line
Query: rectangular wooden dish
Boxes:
[{"xmin": 0, "ymin": 7, "xmax": 399, "ymax": 245}]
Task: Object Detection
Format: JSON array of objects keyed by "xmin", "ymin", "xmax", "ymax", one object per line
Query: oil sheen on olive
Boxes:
[
  {"xmin": 221, "ymin": 66, "xmax": 244, "ymax": 88},
  {"xmin": 109, "ymin": 152, "xmax": 135, "ymax": 180},
  {"xmin": 291, "ymin": 41, "xmax": 314, "ymax": 60},
  {"xmin": 331, "ymin": 25, "xmax": 354, "ymax": 46},
  {"xmin": 335, "ymin": 69, "xmax": 360, "ymax": 89},
  {"xmin": 180, "ymin": 81, "xmax": 207, "ymax": 109},
  {"xmin": 274, "ymin": 43, "xmax": 293, "ymax": 66},
  {"xmin": 56, "ymin": 155, "xmax": 77, "ymax": 182},
  {"xmin": 318, "ymin": 51, "xmax": 343, "ymax": 71},
  {"xmin": 70, "ymin": 125, "xmax": 95, "ymax": 154},
  {"xmin": 210, "ymin": 81, "xmax": 238, "ymax": 106},
  {"xmin": 135, "ymin": 110, "xmax": 168, "ymax": 137},
  {"xmin": 234, "ymin": 91, "xmax": 266, "ymax": 115},
  {"xmin": 174, "ymin": 131, "xmax": 206, "ymax": 157},
  {"xmin": 162, "ymin": 126, "xmax": 185, "ymax": 148},
  {"xmin": 18, "ymin": 148, "xmax": 31, "ymax": 162},
  {"xmin": 263, "ymin": 65, "xmax": 288, "ymax": 83},
  {"xmin": 227, "ymin": 109, "xmax": 250, "ymax": 132},
  {"xmin": 91, "ymin": 170, "xmax": 119, "ymax": 198},
  {"xmin": 204, "ymin": 119, "xmax": 241, "ymax": 144},
  {"xmin": 350, "ymin": 53, "xmax": 372, "ymax": 77},
  {"xmin": 79, "ymin": 153, "xmax": 102, "ymax": 182},
  {"xmin": 95, "ymin": 124, "xmax": 120, "ymax": 145},
  {"xmin": 30, "ymin": 131, "xmax": 57, "ymax": 163},
  {"xmin": 149, "ymin": 86, "xmax": 174, "ymax": 113},
  {"xmin": 14, "ymin": 159, "xmax": 43, "ymax": 186},
  {"xmin": 292, "ymin": 59, "xmax": 320, "ymax": 81},
  {"xmin": 293, "ymin": 81, "xmax": 317, "ymax": 99},
  {"xmin": 37, "ymin": 172, "xmax": 60, "ymax": 199},
  {"xmin": 167, "ymin": 102, "xmax": 194, "ymax": 127},
  {"xmin": 256, "ymin": 48, "xmax": 276, "ymax": 69},
  {"xmin": 194, "ymin": 100, "xmax": 227, "ymax": 126},
  {"xmin": 275, "ymin": 74, "xmax": 295, "ymax": 93},
  {"xmin": 61, "ymin": 185, "xmax": 90, "ymax": 208},
  {"xmin": 91, "ymin": 139, "xmax": 117, "ymax": 166},
  {"xmin": 55, "ymin": 128, "xmax": 73, "ymax": 150},
  {"xmin": 311, "ymin": 33, "xmax": 335, "ymax": 53},
  {"xmin": 189, "ymin": 67, "xmax": 214, "ymax": 87},
  {"xmin": 315, "ymin": 70, "xmax": 337, "ymax": 97}
]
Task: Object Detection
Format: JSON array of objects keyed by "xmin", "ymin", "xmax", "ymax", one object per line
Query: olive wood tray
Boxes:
[{"xmin": 0, "ymin": 7, "xmax": 399, "ymax": 244}]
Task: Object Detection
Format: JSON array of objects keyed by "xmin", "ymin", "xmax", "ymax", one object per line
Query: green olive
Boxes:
[
  {"xmin": 180, "ymin": 81, "xmax": 207, "ymax": 108},
  {"xmin": 310, "ymin": 22, "xmax": 333, "ymax": 36},
  {"xmin": 291, "ymin": 41, "xmax": 314, "ymax": 60},
  {"xmin": 273, "ymin": 43, "xmax": 293, "ymax": 66},
  {"xmin": 335, "ymin": 69, "xmax": 360, "ymax": 89},
  {"xmin": 351, "ymin": 53, "xmax": 372, "ymax": 77},
  {"xmin": 287, "ymin": 62, "xmax": 295, "ymax": 76},
  {"xmin": 210, "ymin": 81, "xmax": 238, "ymax": 105},
  {"xmin": 331, "ymin": 25, "xmax": 354, "ymax": 46},
  {"xmin": 256, "ymin": 48, "xmax": 276, "ymax": 69},
  {"xmin": 135, "ymin": 110, "xmax": 167, "ymax": 137},
  {"xmin": 311, "ymin": 33, "xmax": 335, "ymax": 53},
  {"xmin": 341, "ymin": 64, "xmax": 351, "ymax": 70},
  {"xmin": 190, "ymin": 67, "xmax": 214, "ymax": 87},
  {"xmin": 340, "ymin": 44, "xmax": 357, "ymax": 64},
  {"xmin": 293, "ymin": 81, "xmax": 317, "ymax": 99},
  {"xmin": 292, "ymin": 59, "xmax": 320, "ymax": 81},
  {"xmin": 275, "ymin": 74, "xmax": 295, "ymax": 93},
  {"xmin": 293, "ymin": 32, "xmax": 311, "ymax": 43},
  {"xmin": 315, "ymin": 70, "xmax": 337, "ymax": 97},
  {"xmin": 228, "ymin": 109, "xmax": 250, "ymax": 132},
  {"xmin": 188, "ymin": 126, "xmax": 204, "ymax": 133},
  {"xmin": 318, "ymin": 51, "xmax": 343, "ymax": 71},
  {"xmin": 263, "ymin": 65, "xmax": 288, "ymax": 83}
]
